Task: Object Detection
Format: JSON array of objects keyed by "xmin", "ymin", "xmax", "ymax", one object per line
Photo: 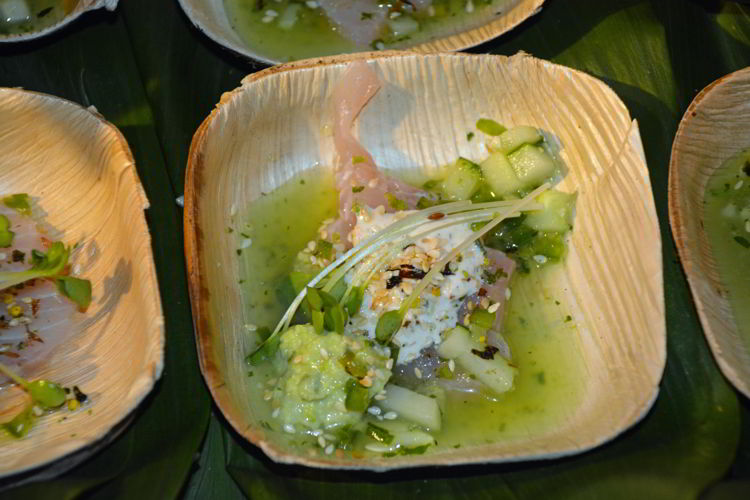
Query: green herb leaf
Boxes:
[
  {"xmin": 0, "ymin": 214, "xmax": 15, "ymax": 247},
  {"xmin": 476, "ymin": 118, "xmax": 507, "ymax": 136},
  {"xmin": 0, "ymin": 241, "xmax": 70, "ymax": 291},
  {"xmin": 352, "ymin": 155, "xmax": 366, "ymax": 164},
  {"xmin": 352, "ymin": 185, "xmax": 365, "ymax": 193},
  {"xmin": 56, "ymin": 276, "xmax": 92, "ymax": 311},
  {"xmin": 305, "ymin": 286, "xmax": 323, "ymax": 311},
  {"xmin": 344, "ymin": 286, "xmax": 364, "ymax": 316},
  {"xmin": 3, "ymin": 193, "xmax": 31, "ymax": 216},
  {"xmin": 245, "ymin": 334, "xmax": 280, "ymax": 366},
  {"xmin": 734, "ymin": 236, "xmax": 750, "ymax": 248}
]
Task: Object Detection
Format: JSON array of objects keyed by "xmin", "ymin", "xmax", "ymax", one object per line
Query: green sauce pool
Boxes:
[{"xmin": 703, "ymin": 149, "xmax": 750, "ymax": 347}]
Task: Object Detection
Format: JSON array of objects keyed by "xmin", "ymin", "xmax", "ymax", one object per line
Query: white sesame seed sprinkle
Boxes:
[
  {"xmin": 505, "ymin": 288, "xmax": 512, "ymax": 300},
  {"xmin": 318, "ymin": 436, "xmax": 326, "ymax": 448},
  {"xmin": 735, "ymin": 180, "xmax": 744, "ymax": 190},
  {"xmin": 533, "ymin": 255, "xmax": 548, "ymax": 264},
  {"xmin": 241, "ymin": 238, "xmax": 253, "ymax": 249},
  {"xmin": 414, "ymin": 367, "xmax": 422, "ymax": 379},
  {"xmin": 325, "ymin": 444, "xmax": 335, "ymax": 455},
  {"xmin": 272, "ymin": 408, "xmax": 280, "ymax": 418},
  {"xmin": 448, "ymin": 359, "xmax": 455, "ymax": 372},
  {"xmin": 283, "ymin": 424, "xmax": 295, "ymax": 434},
  {"xmin": 383, "ymin": 411, "xmax": 397, "ymax": 420},
  {"xmin": 488, "ymin": 302, "xmax": 500, "ymax": 314},
  {"xmin": 367, "ymin": 406, "xmax": 382, "ymax": 416}
]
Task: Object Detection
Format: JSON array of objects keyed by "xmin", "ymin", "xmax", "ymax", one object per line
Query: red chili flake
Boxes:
[
  {"xmin": 27, "ymin": 330, "xmax": 43, "ymax": 344},
  {"xmin": 478, "ymin": 288, "xmax": 487, "ymax": 297},
  {"xmin": 31, "ymin": 298, "xmax": 40, "ymax": 316},
  {"xmin": 0, "ymin": 351, "xmax": 20, "ymax": 358},
  {"xmin": 427, "ymin": 212, "xmax": 445, "ymax": 220}
]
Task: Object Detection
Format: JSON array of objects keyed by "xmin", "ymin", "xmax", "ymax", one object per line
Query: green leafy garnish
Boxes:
[
  {"xmin": 352, "ymin": 155, "xmax": 366, "ymax": 164},
  {"xmin": 0, "ymin": 214, "xmax": 14, "ymax": 247},
  {"xmin": 476, "ymin": 118, "xmax": 507, "ymax": 136},
  {"xmin": 0, "ymin": 241, "xmax": 68, "ymax": 290},
  {"xmin": 313, "ymin": 239, "xmax": 333, "ymax": 260},
  {"xmin": 352, "ymin": 185, "xmax": 365, "ymax": 193},
  {"xmin": 3, "ymin": 194, "xmax": 31, "ymax": 216},
  {"xmin": 383, "ymin": 444, "xmax": 431, "ymax": 457},
  {"xmin": 56, "ymin": 276, "xmax": 92, "ymax": 311},
  {"xmin": 734, "ymin": 236, "xmax": 750, "ymax": 249}
]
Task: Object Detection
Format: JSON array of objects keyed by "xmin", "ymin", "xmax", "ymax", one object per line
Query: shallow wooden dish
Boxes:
[
  {"xmin": 177, "ymin": 0, "xmax": 543, "ymax": 64},
  {"xmin": 0, "ymin": 0, "xmax": 118, "ymax": 43},
  {"xmin": 669, "ymin": 68, "xmax": 750, "ymax": 399},
  {"xmin": 185, "ymin": 51, "xmax": 665, "ymax": 470},
  {"xmin": 0, "ymin": 89, "xmax": 164, "ymax": 481}
]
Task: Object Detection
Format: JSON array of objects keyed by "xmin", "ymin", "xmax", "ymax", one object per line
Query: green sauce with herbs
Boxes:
[
  {"xmin": 223, "ymin": 0, "xmax": 513, "ymax": 62},
  {"xmin": 236, "ymin": 166, "xmax": 585, "ymax": 457},
  {"xmin": 703, "ymin": 148, "xmax": 750, "ymax": 347}
]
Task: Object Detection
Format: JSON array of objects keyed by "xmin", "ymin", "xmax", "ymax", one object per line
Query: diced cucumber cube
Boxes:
[
  {"xmin": 380, "ymin": 384, "xmax": 442, "ymax": 431},
  {"xmin": 437, "ymin": 326, "xmax": 472, "ymax": 359},
  {"xmin": 456, "ymin": 351, "xmax": 516, "ymax": 395},
  {"xmin": 508, "ymin": 144, "xmax": 557, "ymax": 188},
  {"xmin": 480, "ymin": 152, "xmax": 524, "ymax": 197},
  {"xmin": 524, "ymin": 190, "xmax": 577, "ymax": 232},
  {"xmin": 489, "ymin": 126, "xmax": 542, "ymax": 154},
  {"xmin": 441, "ymin": 157, "xmax": 483, "ymax": 201},
  {"xmin": 387, "ymin": 16, "xmax": 419, "ymax": 37}
]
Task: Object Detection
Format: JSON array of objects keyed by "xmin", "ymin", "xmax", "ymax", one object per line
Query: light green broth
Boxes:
[
  {"xmin": 703, "ymin": 148, "xmax": 750, "ymax": 347},
  {"xmin": 0, "ymin": 0, "xmax": 75, "ymax": 36},
  {"xmin": 235, "ymin": 166, "xmax": 586, "ymax": 458},
  {"xmin": 223, "ymin": 0, "xmax": 514, "ymax": 62}
]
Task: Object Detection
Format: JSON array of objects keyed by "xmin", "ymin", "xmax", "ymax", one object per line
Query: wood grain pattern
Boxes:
[
  {"xmin": 177, "ymin": 0, "xmax": 543, "ymax": 64},
  {"xmin": 0, "ymin": 88, "xmax": 164, "ymax": 478},
  {"xmin": 184, "ymin": 51, "xmax": 665, "ymax": 470},
  {"xmin": 669, "ymin": 67, "xmax": 750, "ymax": 398}
]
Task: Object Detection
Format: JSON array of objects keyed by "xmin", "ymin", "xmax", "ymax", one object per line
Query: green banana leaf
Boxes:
[{"xmin": 1, "ymin": 0, "xmax": 749, "ymax": 498}]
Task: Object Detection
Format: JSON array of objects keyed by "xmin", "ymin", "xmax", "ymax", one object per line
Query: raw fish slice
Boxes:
[
  {"xmin": 0, "ymin": 206, "xmax": 78, "ymax": 381},
  {"xmin": 484, "ymin": 247, "xmax": 515, "ymax": 330},
  {"xmin": 328, "ymin": 60, "xmax": 428, "ymax": 244},
  {"xmin": 317, "ymin": 0, "xmax": 389, "ymax": 47}
]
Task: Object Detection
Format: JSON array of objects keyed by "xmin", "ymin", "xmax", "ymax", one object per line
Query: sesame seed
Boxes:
[
  {"xmin": 505, "ymin": 288, "xmax": 512, "ymax": 300},
  {"xmin": 265, "ymin": 9, "xmax": 278, "ymax": 16},
  {"xmin": 375, "ymin": 41, "xmax": 385, "ymax": 50},
  {"xmin": 533, "ymin": 255, "xmax": 548, "ymax": 264},
  {"xmin": 374, "ymin": 393, "xmax": 386, "ymax": 401},
  {"xmin": 414, "ymin": 367, "xmax": 422, "ymax": 379},
  {"xmin": 448, "ymin": 359, "xmax": 455, "ymax": 372},
  {"xmin": 272, "ymin": 408, "xmax": 280, "ymax": 418},
  {"xmin": 386, "ymin": 359, "xmax": 394, "ymax": 369},
  {"xmin": 284, "ymin": 424, "xmax": 295, "ymax": 433},
  {"xmin": 307, "ymin": 240, "xmax": 316, "ymax": 251},
  {"xmin": 325, "ymin": 444, "xmax": 335, "ymax": 455},
  {"xmin": 311, "ymin": 430, "xmax": 322, "ymax": 436},
  {"xmin": 318, "ymin": 436, "xmax": 326, "ymax": 448},
  {"xmin": 320, "ymin": 348, "xmax": 329, "ymax": 358},
  {"xmin": 261, "ymin": 15, "xmax": 273, "ymax": 23},
  {"xmin": 735, "ymin": 180, "xmax": 744, "ymax": 190},
  {"xmin": 367, "ymin": 406, "xmax": 382, "ymax": 416},
  {"xmin": 383, "ymin": 411, "xmax": 397, "ymax": 420},
  {"xmin": 32, "ymin": 405, "xmax": 43, "ymax": 416},
  {"xmin": 263, "ymin": 391, "xmax": 272, "ymax": 401},
  {"xmin": 245, "ymin": 323, "xmax": 257, "ymax": 331},
  {"xmin": 488, "ymin": 302, "xmax": 500, "ymax": 313}
]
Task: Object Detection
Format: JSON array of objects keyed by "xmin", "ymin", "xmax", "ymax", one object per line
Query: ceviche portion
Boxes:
[
  {"xmin": 224, "ymin": 0, "xmax": 516, "ymax": 61},
  {"xmin": 241, "ymin": 61, "xmax": 580, "ymax": 458},
  {"xmin": 0, "ymin": 193, "xmax": 91, "ymax": 438}
]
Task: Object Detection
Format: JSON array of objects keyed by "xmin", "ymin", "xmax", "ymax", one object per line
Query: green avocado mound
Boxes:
[{"xmin": 272, "ymin": 324, "xmax": 391, "ymax": 432}]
